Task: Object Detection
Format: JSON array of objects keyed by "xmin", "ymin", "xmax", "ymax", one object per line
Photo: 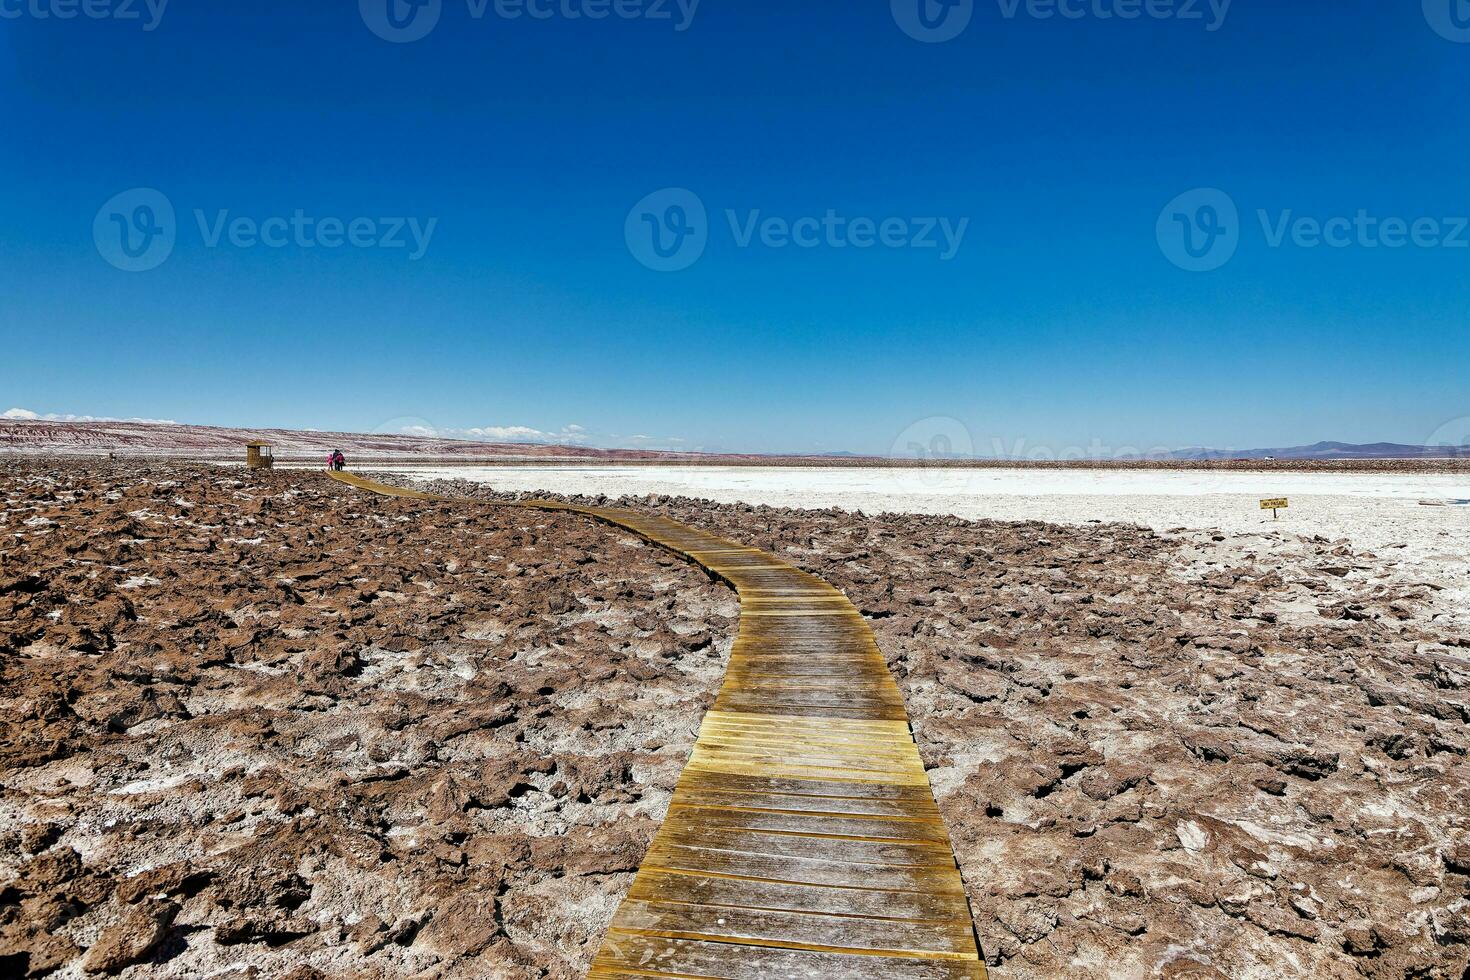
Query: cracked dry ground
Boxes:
[
  {"xmin": 423, "ymin": 479, "xmax": 1470, "ymax": 980},
  {"xmin": 0, "ymin": 462, "xmax": 737, "ymax": 979}
]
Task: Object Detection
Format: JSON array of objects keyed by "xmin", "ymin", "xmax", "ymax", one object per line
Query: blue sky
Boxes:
[{"xmin": 1, "ymin": 0, "xmax": 1467, "ymax": 455}]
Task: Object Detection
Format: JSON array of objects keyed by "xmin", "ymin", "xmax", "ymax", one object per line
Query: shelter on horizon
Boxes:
[{"xmin": 245, "ymin": 441, "xmax": 274, "ymax": 470}]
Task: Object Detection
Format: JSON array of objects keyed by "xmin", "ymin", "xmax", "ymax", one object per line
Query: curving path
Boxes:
[{"xmin": 327, "ymin": 471, "xmax": 986, "ymax": 979}]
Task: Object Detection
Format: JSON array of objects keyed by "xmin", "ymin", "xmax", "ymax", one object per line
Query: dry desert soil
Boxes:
[{"xmin": 2, "ymin": 461, "xmax": 1468, "ymax": 979}]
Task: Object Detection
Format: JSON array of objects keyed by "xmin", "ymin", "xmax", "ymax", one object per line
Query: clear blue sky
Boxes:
[{"xmin": 2, "ymin": 0, "xmax": 1467, "ymax": 455}]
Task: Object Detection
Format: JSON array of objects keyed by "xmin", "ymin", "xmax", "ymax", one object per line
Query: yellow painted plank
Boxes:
[
  {"xmin": 608, "ymin": 900, "xmax": 979, "ymax": 960},
  {"xmin": 590, "ymin": 935, "xmax": 988, "ymax": 979},
  {"xmin": 626, "ymin": 870, "xmax": 973, "ymax": 921}
]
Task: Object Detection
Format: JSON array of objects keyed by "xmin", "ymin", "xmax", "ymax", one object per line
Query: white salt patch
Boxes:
[
  {"xmin": 1177, "ymin": 820, "xmax": 1208, "ymax": 852},
  {"xmin": 112, "ymin": 773, "xmax": 189, "ymax": 795}
]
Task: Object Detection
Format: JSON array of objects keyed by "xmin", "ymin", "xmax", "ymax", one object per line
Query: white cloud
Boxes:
[
  {"xmin": 625, "ymin": 433, "xmax": 687, "ymax": 448},
  {"xmin": 390, "ymin": 422, "xmax": 591, "ymax": 445},
  {"xmin": 464, "ymin": 426, "xmax": 552, "ymax": 441},
  {"xmin": 3, "ymin": 407, "xmax": 179, "ymax": 425}
]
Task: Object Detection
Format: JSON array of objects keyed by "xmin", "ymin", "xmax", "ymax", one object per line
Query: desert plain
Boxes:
[{"xmin": 2, "ymin": 458, "xmax": 1468, "ymax": 978}]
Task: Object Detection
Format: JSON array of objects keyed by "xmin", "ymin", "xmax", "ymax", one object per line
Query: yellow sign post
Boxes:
[{"xmin": 1260, "ymin": 497, "xmax": 1288, "ymax": 519}]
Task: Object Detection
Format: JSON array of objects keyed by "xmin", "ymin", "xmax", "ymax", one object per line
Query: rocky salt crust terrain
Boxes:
[
  {"xmin": 410, "ymin": 476, "xmax": 1470, "ymax": 980},
  {"xmin": 3, "ymin": 461, "xmax": 1468, "ymax": 979},
  {"xmin": 0, "ymin": 461, "xmax": 736, "ymax": 978}
]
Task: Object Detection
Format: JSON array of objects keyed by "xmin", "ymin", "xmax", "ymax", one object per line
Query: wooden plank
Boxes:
[
  {"xmin": 627, "ymin": 871, "xmax": 973, "ymax": 921},
  {"xmin": 698, "ymin": 713, "xmax": 911, "ymax": 736},
  {"xmin": 673, "ymin": 791, "xmax": 940, "ymax": 821},
  {"xmin": 689, "ymin": 754, "xmax": 923, "ymax": 776},
  {"xmin": 642, "ymin": 843, "xmax": 966, "ymax": 893},
  {"xmin": 652, "ymin": 827, "xmax": 956, "ymax": 868},
  {"xmin": 589, "ymin": 935, "xmax": 988, "ymax": 979},
  {"xmin": 609, "ymin": 900, "xmax": 978, "ymax": 959},
  {"xmin": 666, "ymin": 805, "xmax": 952, "ymax": 843},
  {"xmin": 676, "ymin": 769, "xmax": 941, "ymax": 801},
  {"xmin": 695, "ymin": 741, "xmax": 911, "ymax": 758},
  {"xmin": 705, "ymin": 703, "xmax": 912, "ymax": 723},
  {"xmin": 691, "ymin": 742, "xmax": 922, "ymax": 768},
  {"xmin": 684, "ymin": 759, "xmax": 929, "ymax": 788}
]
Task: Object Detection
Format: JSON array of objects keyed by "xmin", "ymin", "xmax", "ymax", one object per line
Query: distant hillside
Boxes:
[
  {"xmin": 4, "ymin": 419, "xmax": 1467, "ymax": 465},
  {"xmin": 0, "ymin": 419, "xmax": 684, "ymax": 460},
  {"xmin": 1165, "ymin": 441, "xmax": 1470, "ymax": 461}
]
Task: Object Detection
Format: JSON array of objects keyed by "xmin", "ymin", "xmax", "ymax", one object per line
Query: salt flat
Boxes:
[
  {"xmin": 364, "ymin": 463, "xmax": 1468, "ymax": 535},
  {"xmin": 365, "ymin": 464, "xmax": 1470, "ymax": 625}
]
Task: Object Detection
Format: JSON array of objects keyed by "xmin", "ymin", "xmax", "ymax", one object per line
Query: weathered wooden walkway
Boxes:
[{"xmin": 327, "ymin": 471, "xmax": 986, "ymax": 979}]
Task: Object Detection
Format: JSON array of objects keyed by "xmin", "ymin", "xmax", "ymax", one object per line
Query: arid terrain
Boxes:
[
  {"xmin": 0, "ymin": 460, "xmax": 737, "ymax": 978},
  {"xmin": 3, "ymin": 460, "xmax": 1468, "ymax": 978},
  {"xmin": 0, "ymin": 420, "xmax": 683, "ymax": 462},
  {"xmin": 419, "ymin": 476, "xmax": 1470, "ymax": 979}
]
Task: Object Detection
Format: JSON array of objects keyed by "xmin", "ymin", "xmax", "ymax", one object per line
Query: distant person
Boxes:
[{"xmin": 333, "ymin": 450, "xmax": 346, "ymax": 472}]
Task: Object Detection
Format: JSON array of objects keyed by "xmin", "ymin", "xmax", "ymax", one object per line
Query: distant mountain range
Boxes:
[
  {"xmin": 0, "ymin": 419, "xmax": 680, "ymax": 460},
  {"xmin": 1161, "ymin": 441, "xmax": 1470, "ymax": 461},
  {"xmin": 1, "ymin": 419, "xmax": 1466, "ymax": 463}
]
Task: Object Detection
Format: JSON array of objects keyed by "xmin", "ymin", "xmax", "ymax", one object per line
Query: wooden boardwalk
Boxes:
[{"xmin": 327, "ymin": 472, "xmax": 986, "ymax": 979}]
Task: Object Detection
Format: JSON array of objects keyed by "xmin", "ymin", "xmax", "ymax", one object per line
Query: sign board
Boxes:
[{"xmin": 1260, "ymin": 497, "xmax": 1288, "ymax": 518}]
